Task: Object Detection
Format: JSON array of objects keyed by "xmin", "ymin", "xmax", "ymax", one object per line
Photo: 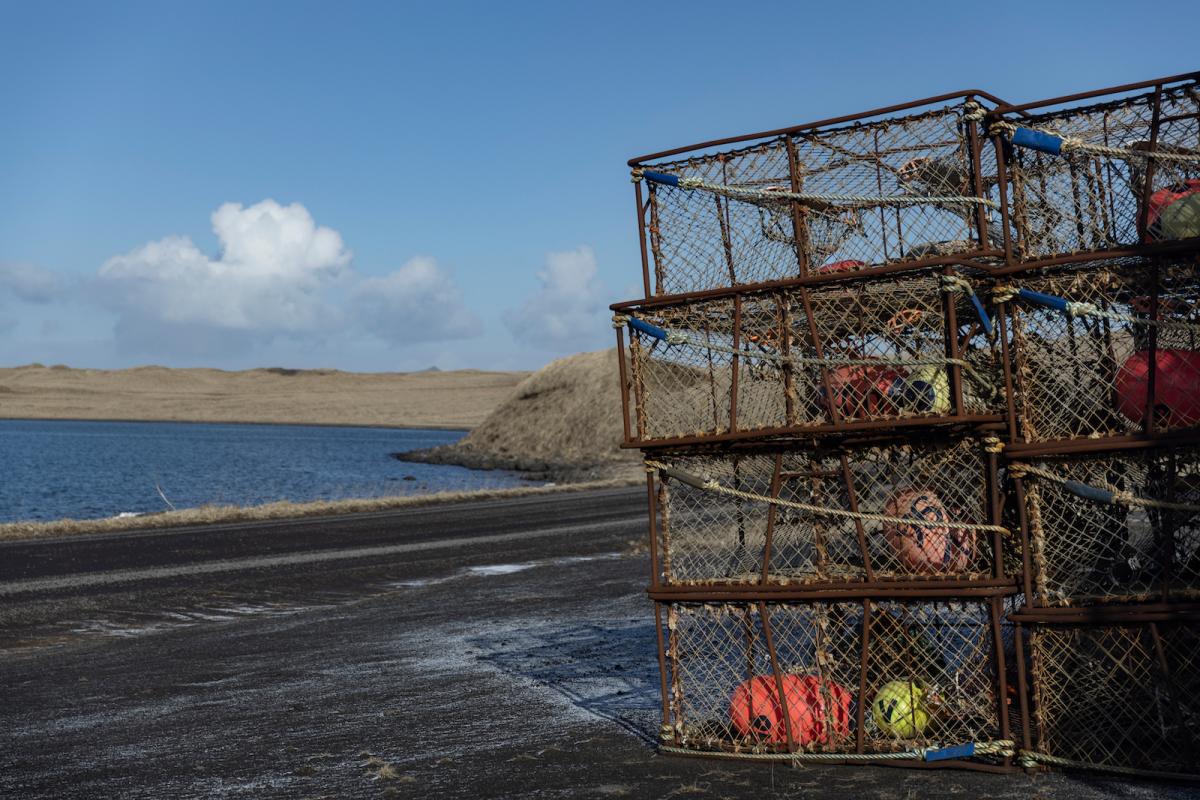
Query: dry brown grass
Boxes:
[
  {"xmin": 0, "ymin": 478, "xmax": 639, "ymax": 542},
  {"xmin": 443, "ymin": 349, "xmax": 639, "ymax": 469},
  {"xmin": 0, "ymin": 363, "xmax": 528, "ymax": 429}
]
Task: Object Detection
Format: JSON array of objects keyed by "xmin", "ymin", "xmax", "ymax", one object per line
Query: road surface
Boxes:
[{"xmin": 0, "ymin": 488, "xmax": 1182, "ymax": 798}]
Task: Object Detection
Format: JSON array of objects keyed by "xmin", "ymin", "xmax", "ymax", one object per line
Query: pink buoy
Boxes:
[{"xmin": 883, "ymin": 489, "xmax": 975, "ymax": 574}]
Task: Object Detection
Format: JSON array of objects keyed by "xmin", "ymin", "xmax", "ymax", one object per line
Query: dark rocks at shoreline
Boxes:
[{"xmin": 392, "ymin": 446, "xmax": 633, "ymax": 484}]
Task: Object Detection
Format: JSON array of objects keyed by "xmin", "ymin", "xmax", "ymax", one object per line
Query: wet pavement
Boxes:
[{"xmin": 0, "ymin": 488, "xmax": 1189, "ymax": 798}]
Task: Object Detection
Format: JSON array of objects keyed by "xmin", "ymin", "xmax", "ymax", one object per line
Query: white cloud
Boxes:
[
  {"xmin": 0, "ymin": 263, "xmax": 65, "ymax": 303},
  {"xmin": 351, "ymin": 257, "xmax": 481, "ymax": 343},
  {"xmin": 90, "ymin": 199, "xmax": 482, "ymax": 359},
  {"xmin": 503, "ymin": 246, "xmax": 607, "ymax": 349},
  {"xmin": 98, "ymin": 200, "xmax": 351, "ymax": 335}
]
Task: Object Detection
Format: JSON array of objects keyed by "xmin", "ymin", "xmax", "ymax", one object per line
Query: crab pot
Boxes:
[
  {"xmin": 1002, "ymin": 255, "xmax": 1200, "ymax": 445},
  {"xmin": 655, "ymin": 599, "xmax": 1012, "ymax": 767},
  {"xmin": 647, "ymin": 435, "xmax": 1013, "ymax": 588},
  {"xmin": 1021, "ymin": 619, "xmax": 1200, "ymax": 776},
  {"xmin": 616, "ymin": 268, "xmax": 1001, "ymax": 447},
  {"xmin": 1015, "ymin": 446, "xmax": 1200, "ymax": 607},
  {"xmin": 990, "ymin": 75, "xmax": 1200, "ymax": 263},
  {"xmin": 631, "ymin": 93, "xmax": 1004, "ymax": 297}
]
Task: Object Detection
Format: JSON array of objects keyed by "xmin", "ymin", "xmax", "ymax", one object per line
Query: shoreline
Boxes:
[
  {"xmin": 0, "ymin": 477, "xmax": 641, "ymax": 542},
  {"xmin": 0, "ymin": 415, "xmax": 472, "ymax": 432}
]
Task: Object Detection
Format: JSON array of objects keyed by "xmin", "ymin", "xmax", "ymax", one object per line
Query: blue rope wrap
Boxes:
[
  {"xmin": 627, "ymin": 316, "xmax": 670, "ymax": 340},
  {"xmin": 641, "ymin": 171, "xmax": 680, "ymax": 187},
  {"xmin": 1063, "ymin": 480, "xmax": 1115, "ymax": 505},
  {"xmin": 1011, "ymin": 127, "xmax": 1064, "ymax": 156},
  {"xmin": 924, "ymin": 742, "xmax": 975, "ymax": 762},
  {"xmin": 1017, "ymin": 288, "xmax": 1070, "ymax": 312},
  {"xmin": 969, "ymin": 295, "xmax": 994, "ymax": 337}
]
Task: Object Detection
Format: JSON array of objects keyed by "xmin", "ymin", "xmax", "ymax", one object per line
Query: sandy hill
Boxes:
[
  {"xmin": 0, "ymin": 364, "xmax": 528, "ymax": 429},
  {"xmin": 400, "ymin": 349, "xmax": 641, "ymax": 481}
]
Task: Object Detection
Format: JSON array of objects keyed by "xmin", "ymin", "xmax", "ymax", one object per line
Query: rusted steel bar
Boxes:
[
  {"xmin": 1008, "ymin": 604, "xmax": 1200, "ymax": 623},
  {"xmin": 1012, "ymin": 476, "xmax": 1037, "ymax": 605},
  {"xmin": 987, "ymin": 239, "xmax": 1200, "ymax": 276},
  {"xmin": 778, "ymin": 295, "xmax": 797, "ymax": 426},
  {"xmin": 657, "ymin": 745, "xmax": 1021, "ymax": 773},
  {"xmin": 855, "ymin": 599, "xmax": 871, "ymax": 753},
  {"xmin": 1013, "ymin": 622, "xmax": 1033, "ymax": 754},
  {"xmin": 996, "ymin": 294, "xmax": 1020, "ymax": 442},
  {"xmin": 654, "ymin": 601, "xmax": 671, "ymax": 732},
  {"xmin": 989, "ymin": 597, "xmax": 1011, "ymax": 757},
  {"xmin": 785, "ymin": 134, "xmax": 812, "ymax": 278},
  {"xmin": 648, "ymin": 584, "xmax": 1017, "ymax": 602},
  {"xmin": 620, "ymin": 413, "xmax": 1005, "ymax": 449},
  {"xmin": 634, "ymin": 179, "xmax": 652, "ymax": 298},
  {"xmin": 656, "ymin": 575, "xmax": 1021, "ymax": 592},
  {"xmin": 615, "ymin": 328, "xmax": 632, "ymax": 443},
  {"xmin": 840, "ymin": 452, "xmax": 875, "ymax": 582},
  {"xmin": 988, "ymin": 449, "xmax": 1005, "ymax": 580},
  {"xmin": 609, "ymin": 253, "xmax": 1007, "ymax": 312},
  {"xmin": 629, "ymin": 89, "xmax": 1016, "ymax": 166},
  {"xmin": 1144, "ymin": 261, "xmax": 1161, "ymax": 437},
  {"xmin": 942, "ymin": 266, "xmax": 966, "ymax": 417},
  {"xmin": 983, "ymin": 71, "xmax": 1199, "ymax": 119},
  {"xmin": 647, "ymin": 470, "xmax": 662, "ymax": 590},
  {"xmin": 1001, "ymin": 430, "xmax": 1200, "ymax": 458},
  {"xmin": 729, "ymin": 294, "xmax": 742, "ymax": 433},
  {"xmin": 760, "ymin": 453, "xmax": 784, "ymax": 584},
  {"xmin": 758, "ymin": 602, "xmax": 797, "ymax": 752},
  {"xmin": 965, "ymin": 97, "xmax": 991, "ymax": 250}
]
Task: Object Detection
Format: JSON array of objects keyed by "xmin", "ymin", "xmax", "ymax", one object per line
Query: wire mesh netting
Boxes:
[
  {"xmin": 1027, "ymin": 622, "xmax": 1200, "ymax": 774},
  {"xmin": 1006, "ymin": 256, "xmax": 1200, "ymax": 443},
  {"xmin": 640, "ymin": 98, "xmax": 1003, "ymax": 296},
  {"xmin": 663, "ymin": 600, "xmax": 1007, "ymax": 756},
  {"xmin": 1019, "ymin": 448, "xmax": 1200, "ymax": 605},
  {"xmin": 624, "ymin": 270, "xmax": 1001, "ymax": 444},
  {"xmin": 995, "ymin": 81, "xmax": 1200, "ymax": 262},
  {"xmin": 651, "ymin": 437, "xmax": 1007, "ymax": 585}
]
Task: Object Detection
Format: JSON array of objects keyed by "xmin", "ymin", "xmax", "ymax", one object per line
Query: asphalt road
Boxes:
[{"xmin": 0, "ymin": 488, "xmax": 1186, "ymax": 798}]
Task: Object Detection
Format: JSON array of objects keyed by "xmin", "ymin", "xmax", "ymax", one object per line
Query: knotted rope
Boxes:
[
  {"xmin": 1009, "ymin": 462, "xmax": 1200, "ymax": 513},
  {"xmin": 940, "ymin": 274, "xmax": 994, "ymax": 336},
  {"xmin": 646, "ymin": 459, "xmax": 1010, "ymax": 534},
  {"xmin": 615, "ymin": 315, "xmax": 979, "ymax": 375},
  {"xmin": 990, "ymin": 119, "xmax": 1200, "ymax": 163},
  {"xmin": 1001, "ymin": 287, "xmax": 1200, "ymax": 334},
  {"xmin": 632, "ymin": 170, "xmax": 1000, "ymax": 210}
]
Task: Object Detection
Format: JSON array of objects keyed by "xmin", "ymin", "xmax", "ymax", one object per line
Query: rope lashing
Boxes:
[
  {"xmin": 990, "ymin": 120, "xmax": 1200, "ymax": 163},
  {"xmin": 1016, "ymin": 750, "xmax": 1200, "ymax": 781},
  {"xmin": 1009, "ymin": 287, "xmax": 1200, "ymax": 334},
  {"xmin": 632, "ymin": 170, "xmax": 1000, "ymax": 210},
  {"xmin": 647, "ymin": 460, "xmax": 1010, "ymax": 534},
  {"xmin": 982, "ymin": 436, "xmax": 1005, "ymax": 454},
  {"xmin": 611, "ymin": 313, "xmax": 630, "ymax": 329},
  {"xmin": 961, "ymin": 101, "xmax": 987, "ymax": 124},
  {"xmin": 1009, "ymin": 462, "xmax": 1200, "ymax": 513},
  {"xmin": 940, "ymin": 274, "xmax": 993, "ymax": 336},
  {"xmin": 658, "ymin": 740, "xmax": 1015, "ymax": 764},
  {"xmin": 615, "ymin": 315, "xmax": 975, "ymax": 373}
]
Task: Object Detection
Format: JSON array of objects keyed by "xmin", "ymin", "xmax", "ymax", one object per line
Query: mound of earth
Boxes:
[{"xmin": 397, "ymin": 349, "xmax": 641, "ymax": 482}]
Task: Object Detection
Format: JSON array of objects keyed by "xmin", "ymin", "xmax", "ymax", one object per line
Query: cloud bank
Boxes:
[
  {"xmin": 95, "ymin": 200, "xmax": 480, "ymax": 357},
  {"xmin": 503, "ymin": 246, "xmax": 608, "ymax": 351}
]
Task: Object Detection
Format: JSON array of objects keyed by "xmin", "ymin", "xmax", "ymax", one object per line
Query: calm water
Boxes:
[{"xmin": 0, "ymin": 419, "xmax": 527, "ymax": 524}]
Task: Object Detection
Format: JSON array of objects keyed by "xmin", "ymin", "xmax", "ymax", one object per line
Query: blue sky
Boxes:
[{"xmin": 1, "ymin": 0, "xmax": 1195, "ymax": 372}]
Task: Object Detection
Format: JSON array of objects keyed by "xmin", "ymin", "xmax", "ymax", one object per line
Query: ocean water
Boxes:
[{"xmin": 0, "ymin": 419, "xmax": 527, "ymax": 524}]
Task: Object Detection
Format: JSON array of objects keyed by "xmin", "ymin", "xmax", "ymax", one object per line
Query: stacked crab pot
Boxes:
[{"xmin": 612, "ymin": 73, "xmax": 1200, "ymax": 779}]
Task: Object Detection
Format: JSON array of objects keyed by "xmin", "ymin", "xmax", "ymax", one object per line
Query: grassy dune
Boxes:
[{"xmin": 0, "ymin": 364, "xmax": 528, "ymax": 429}]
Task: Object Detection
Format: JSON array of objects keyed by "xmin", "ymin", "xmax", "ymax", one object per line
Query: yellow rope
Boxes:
[{"xmin": 647, "ymin": 460, "xmax": 1010, "ymax": 534}]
